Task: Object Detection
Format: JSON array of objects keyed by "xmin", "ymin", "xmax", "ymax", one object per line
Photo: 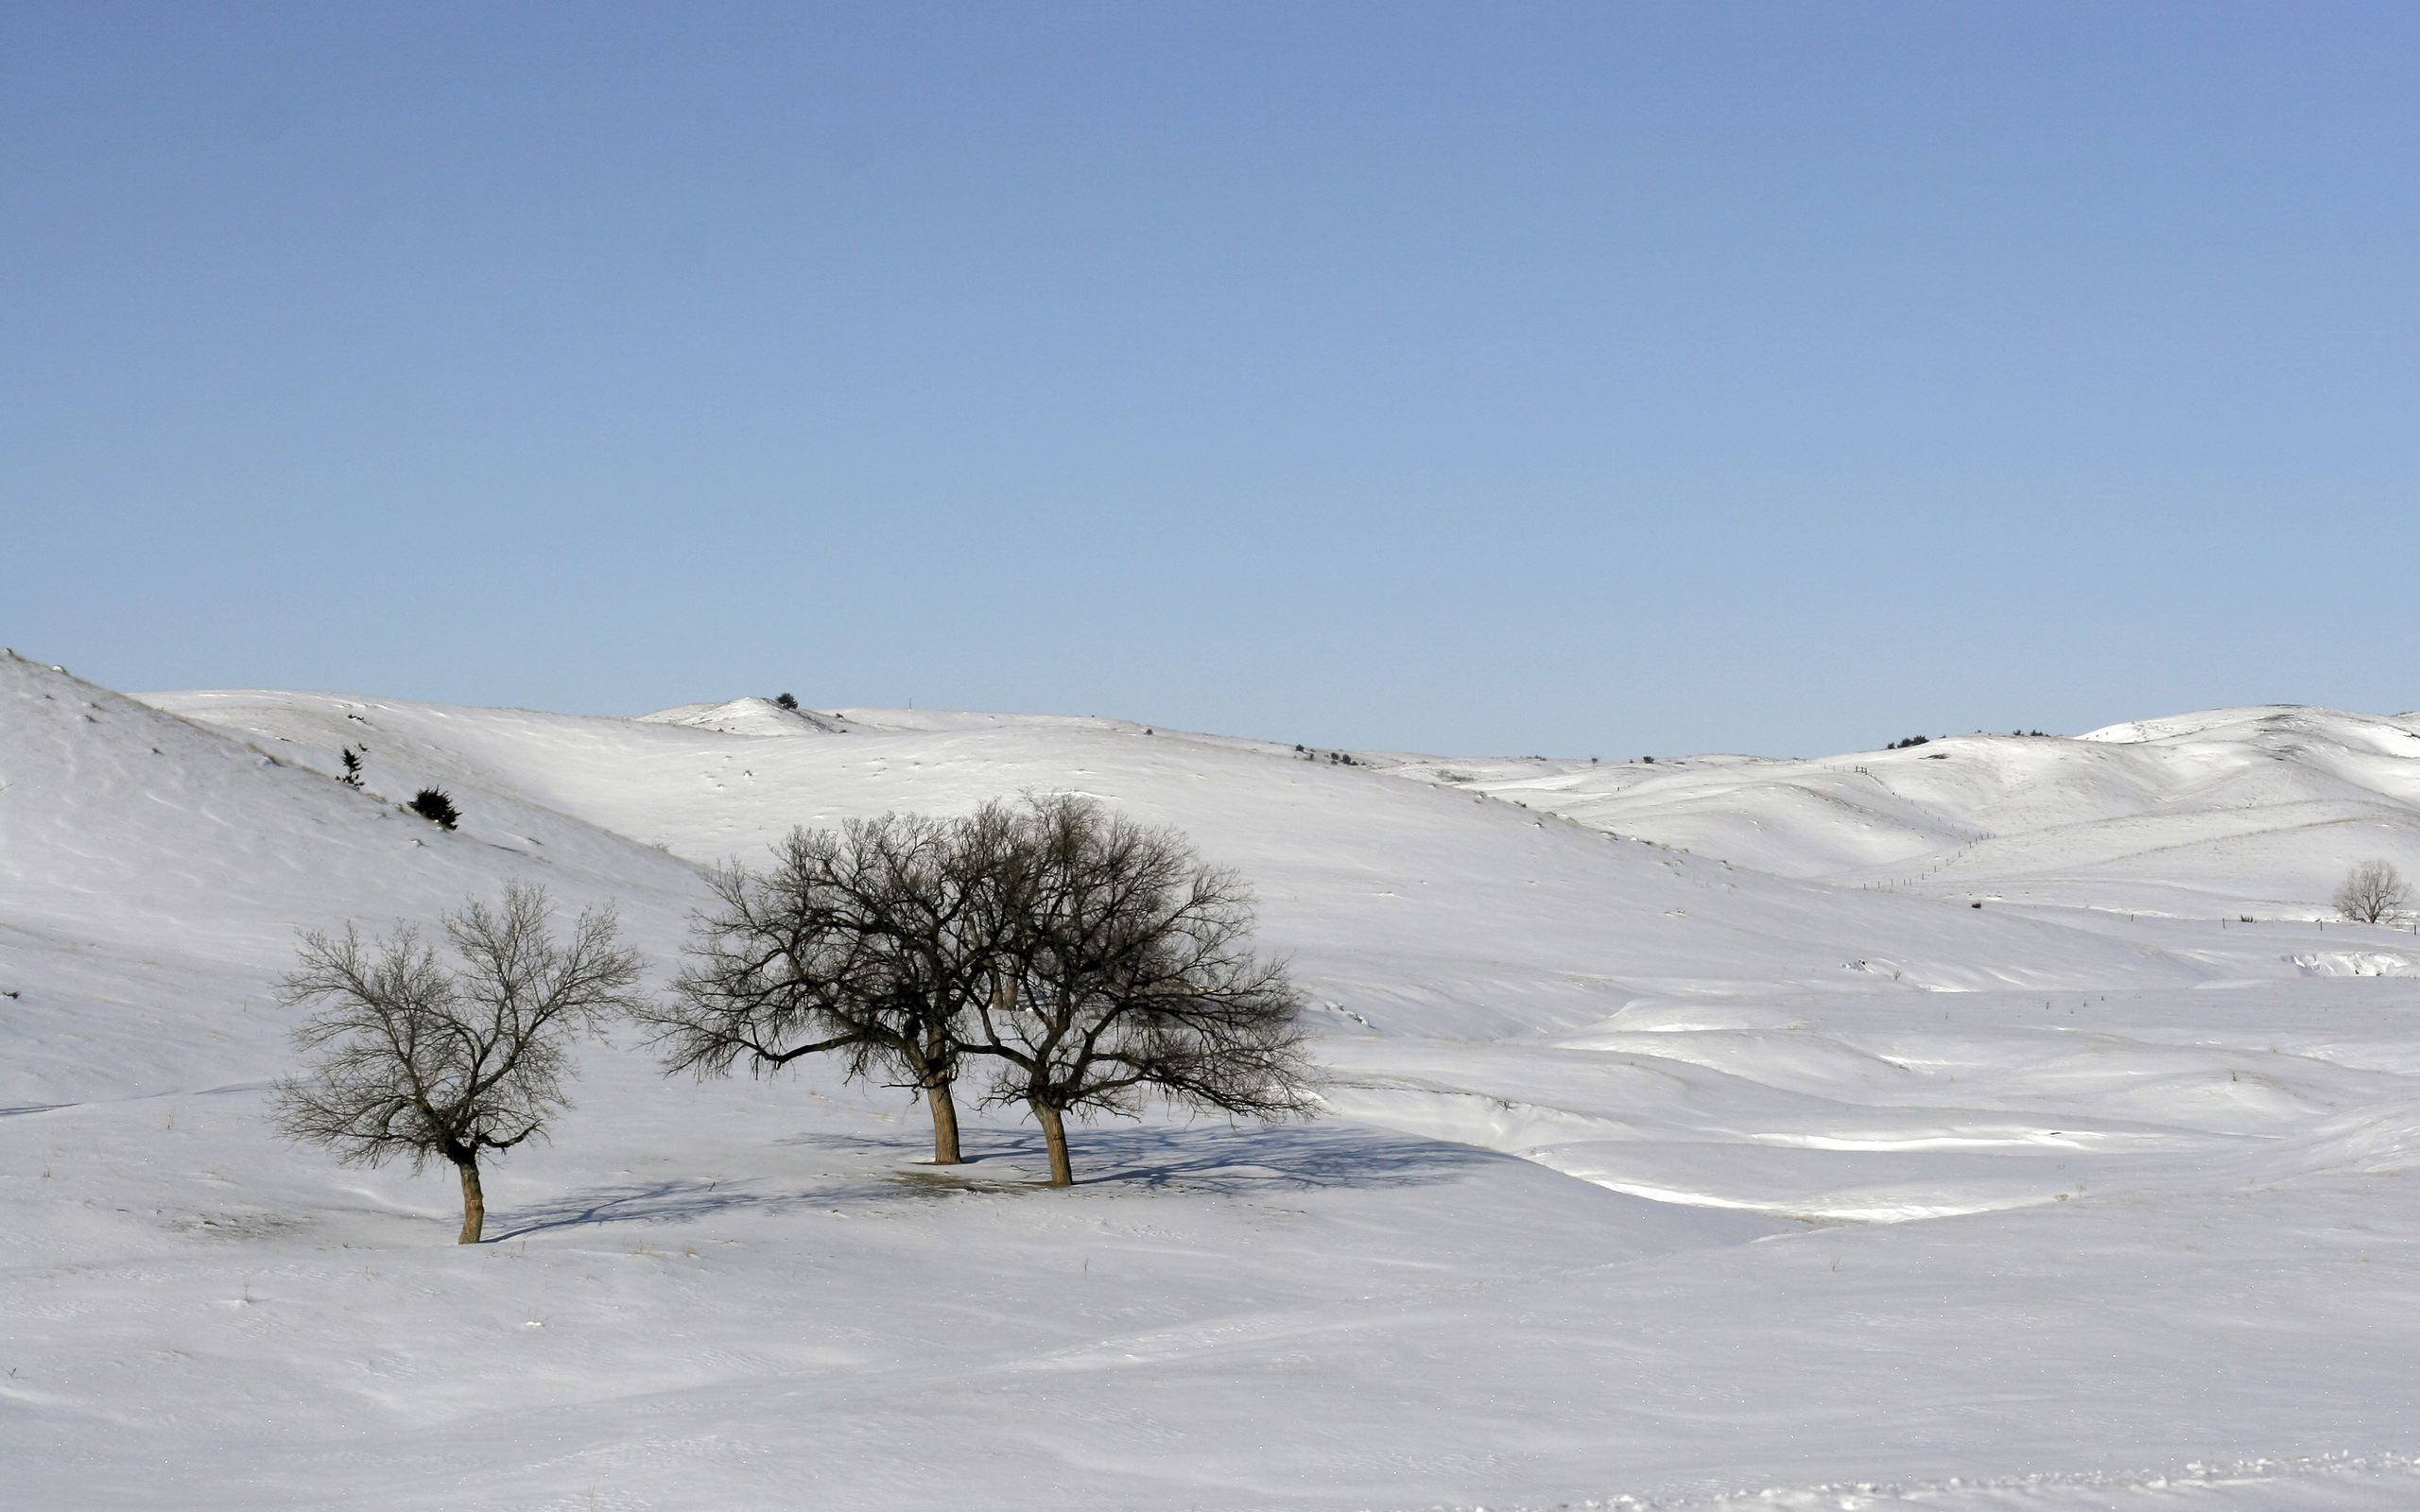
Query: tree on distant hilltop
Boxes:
[
  {"xmin": 2334, "ymin": 859, "xmax": 2409, "ymax": 925},
  {"xmin": 270, "ymin": 885, "xmax": 644, "ymax": 1244}
]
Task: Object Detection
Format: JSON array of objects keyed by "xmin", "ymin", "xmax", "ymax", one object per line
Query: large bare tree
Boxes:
[
  {"xmin": 2335, "ymin": 859, "xmax": 2410, "ymax": 925},
  {"xmin": 972, "ymin": 795, "xmax": 1316, "ymax": 1186},
  {"xmin": 270, "ymin": 884, "xmax": 644, "ymax": 1244},
  {"xmin": 638, "ymin": 807, "xmax": 1026, "ymax": 1164}
]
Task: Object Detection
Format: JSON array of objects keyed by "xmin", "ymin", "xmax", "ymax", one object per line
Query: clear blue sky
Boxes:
[{"xmin": 8, "ymin": 3, "xmax": 2414, "ymax": 757}]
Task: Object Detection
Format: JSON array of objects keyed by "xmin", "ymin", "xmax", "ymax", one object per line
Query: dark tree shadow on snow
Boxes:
[
  {"xmin": 488, "ymin": 1121, "xmax": 1497, "ymax": 1241},
  {"xmin": 961, "ymin": 1121, "xmax": 1503, "ymax": 1194},
  {"xmin": 488, "ymin": 1178, "xmax": 824, "ymax": 1240}
]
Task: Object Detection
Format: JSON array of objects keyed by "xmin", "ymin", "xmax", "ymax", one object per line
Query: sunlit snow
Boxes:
[{"xmin": 6, "ymin": 654, "xmax": 2419, "ymax": 1509}]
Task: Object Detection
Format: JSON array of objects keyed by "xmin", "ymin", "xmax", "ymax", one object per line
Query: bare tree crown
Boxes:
[
  {"xmin": 633, "ymin": 806, "xmax": 1038, "ymax": 1164},
  {"xmin": 976, "ymin": 794, "xmax": 1316, "ymax": 1127},
  {"xmin": 642, "ymin": 795, "xmax": 1318, "ymax": 1184},
  {"xmin": 2335, "ymin": 859, "xmax": 2410, "ymax": 925},
  {"xmin": 271, "ymin": 884, "xmax": 645, "ymax": 1175}
]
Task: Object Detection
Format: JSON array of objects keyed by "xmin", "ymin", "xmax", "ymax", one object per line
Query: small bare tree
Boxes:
[
  {"xmin": 270, "ymin": 884, "xmax": 644, "ymax": 1243},
  {"xmin": 2335, "ymin": 859, "xmax": 2410, "ymax": 925},
  {"xmin": 973, "ymin": 795, "xmax": 1316, "ymax": 1187},
  {"xmin": 638, "ymin": 807, "xmax": 1027, "ymax": 1165}
]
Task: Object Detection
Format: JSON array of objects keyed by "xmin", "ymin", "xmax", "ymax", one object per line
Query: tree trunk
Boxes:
[
  {"xmin": 1033, "ymin": 1102, "xmax": 1074, "ymax": 1187},
  {"xmin": 456, "ymin": 1156, "xmax": 485, "ymax": 1245},
  {"xmin": 925, "ymin": 1077, "xmax": 963, "ymax": 1165}
]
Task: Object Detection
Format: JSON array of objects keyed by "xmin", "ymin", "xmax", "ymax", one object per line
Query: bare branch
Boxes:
[
  {"xmin": 2335, "ymin": 859, "xmax": 2410, "ymax": 925},
  {"xmin": 970, "ymin": 794, "xmax": 1318, "ymax": 1184},
  {"xmin": 269, "ymin": 884, "xmax": 642, "ymax": 1242}
]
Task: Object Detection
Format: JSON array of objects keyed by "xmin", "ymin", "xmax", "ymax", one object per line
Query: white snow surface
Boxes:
[
  {"xmin": 7, "ymin": 655, "xmax": 2420, "ymax": 1510},
  {"xmin": 636, "ymin": 696, "xmax": 858, "ymax": 738},
  {"xmin": 1380, "ymin": 708, "xmax": 2420, "ymax": 920}
]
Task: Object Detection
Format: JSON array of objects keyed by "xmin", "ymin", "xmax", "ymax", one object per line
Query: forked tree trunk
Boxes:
[
  {"xmin": 455, "ymin": 1156, "xmax": 486, "ymax": 1245},
  {"xmin": 925, "ymin": 1076, "xmax": 963, "ymax": 1165},
  {"xmin": 1033, "ymin": 1102, "xmax": 1074, "ymax": 1187}
]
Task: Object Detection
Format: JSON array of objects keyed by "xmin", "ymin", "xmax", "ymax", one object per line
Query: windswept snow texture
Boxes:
[
  {"xmin": 1382, "ymin": 707, "xmax": 2420, "ymax": 921},
  {"xmin": 4, "ymin": 656, "xmax": 2418, "ymax": 1511}
]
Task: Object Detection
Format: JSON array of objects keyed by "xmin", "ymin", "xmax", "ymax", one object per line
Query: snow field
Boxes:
[
  {"xmin": 1381, "ymin": 709, "xmax": 2420, "ymax": 921},
  {"xmin": 6, "ymin": 655, "xmax": 2420, "ymax": 1508}
]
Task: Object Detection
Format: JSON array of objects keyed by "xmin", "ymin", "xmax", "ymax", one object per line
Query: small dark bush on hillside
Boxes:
[
  {"xmin": 773, "ymin": 693, "xmax": 799, "ymax": 711},
  {"xmin": 408, "ymin": 787, "xmax": 460, "ymax": 831}
]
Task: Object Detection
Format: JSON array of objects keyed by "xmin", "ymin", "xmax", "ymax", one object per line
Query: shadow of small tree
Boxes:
[
  {"xmin": 490, "ymin": 1123, "xmax": 1496, "ymax": 1241},
  {"xmin": 489, "ymin": 1178, "xmax": 813, "ymax": 1241}
]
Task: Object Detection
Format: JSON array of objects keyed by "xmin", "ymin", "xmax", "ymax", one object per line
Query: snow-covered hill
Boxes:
[
  {"xmin": 9, "ymin": 655, "xmax": 2420, "ymax": 1511},
  {"xmin": 0, "ymin": 662, "xmax": 707, "ymax": 1104},
  {"xmin": 1380, "ymin": 705, "xmax": 2420, "ymax": 919},
  {"xmin": 637, "ymin": 695, "xmax": 859, "ymax": 737},
  {"xmin": 147, "ymin": 684, "xmax": 2223, "ymax": 1039}
]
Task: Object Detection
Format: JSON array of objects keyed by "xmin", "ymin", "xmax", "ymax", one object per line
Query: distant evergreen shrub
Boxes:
[{"xmin": 408, "ymin": 787, "xmax": 460, "ymax": 832}]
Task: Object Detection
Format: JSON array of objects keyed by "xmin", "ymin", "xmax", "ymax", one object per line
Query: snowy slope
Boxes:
[
  {"xmin": 0, "ymin": 658, "xmax": 707, "ymax": 1103},
  {"xmin": 7, "ymin": 661, "xmax": 2420, "ymax": 1511},
  {"xmin": 1383, "ymin": 706, "xmax": 2420, "ymax": 919},
  {"xmin": 638, "ymin": 696, "xmax": 860, "ymax": 737},
  {"xmin": 148, "ymin": 687, "xmax": 2222, "ymax": 1036}
]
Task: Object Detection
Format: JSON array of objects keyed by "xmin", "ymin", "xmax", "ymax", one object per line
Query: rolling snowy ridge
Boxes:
[{"xmin": 5, "ymin": 653, "xmax": 2418, "ymax": 1510}]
